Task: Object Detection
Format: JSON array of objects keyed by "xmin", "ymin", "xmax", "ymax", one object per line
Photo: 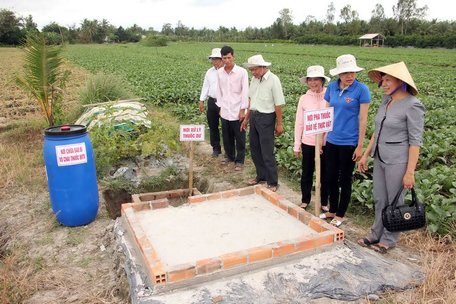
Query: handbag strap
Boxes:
[{"xmin": 390, "ymin": 187, "xmax": 418, "ymax": 209}]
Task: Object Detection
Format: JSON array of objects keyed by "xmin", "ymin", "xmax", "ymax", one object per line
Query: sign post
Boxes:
[
  {"xmin": 303, "ymin": 107, "xmax": 333, "ymax": 216},
  {"xmin": 179, "ymin": 125, "xmax": 205, "ymax": 196}
]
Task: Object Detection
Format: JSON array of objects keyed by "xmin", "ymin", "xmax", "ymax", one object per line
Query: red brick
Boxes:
[
  {"xmin": 150, "ymin": 198, "xmax": 169, "ymax": 209},
  {"xmin": 278, "ymin": 200, "xmax": 288, "ymax": 212},
  {"xmin": 206, "ymin": 192, "xmax": 222, "ymax": 201},
  {"xmin": 273, "ymin": 242, "xmax": 296, "ymax": 257},
  {"xmin": 167, "ymin": 266, "xmax": 196, "ymax": 282},
  {"xmin": 238, "ymin": 186, "xmax": 255, "ymax": 196},
  {"xmin": 131, "ymin": 202, "xmax": 152, "ymax": 212},
  {"xmin": 287, "ymin": 206, "xmax": 299, "ymax": 218},
  {"xmin": 196, "ymin": 258, "xmax": 222, "ymax": 274},
  {"xmin": 309, "ymin": 219, "xmax": 328, "ymax": 233},
  {"xmin": 298, "ymin": 210, "xmax": 313, "ymax": 224},
  {"xmin": 248, "ymin": 246, "xmax": 272, "ymax": 263},
  {"xmin": 294, "ymin": 236, "xmax": 316, "ymax": 252},
  {"xmin": 221, "ymin": 189, "xmax": 239, "ymax": 198},
  {"xmin": 314, "ymin": 232, "xmax": 334, "ymax": 247},
  {"xmin": 187, "ymin": 195, "xmax": 206, "ymax": 204},
  {"xmin": 220, "ymin": 251, "xmax": 248, "ymax": 269},
  {"xmin": 131, "ymin": 194, "xmax": 142, "ymax": 204}
]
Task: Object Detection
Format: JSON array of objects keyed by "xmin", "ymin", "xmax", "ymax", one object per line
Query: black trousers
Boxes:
[
  {"xmin": 221, "ymin": 118, "xmax": 245, "ymax": 165},
  {"xmin": 301, "ymin": 143, "xmax": 328, "ymax": 206},
  {"xmin": 207, "ymin": 97, "xmax": 221, "ymax": 154},
  {"xmin": 249, "ymin": 111, "xmax": 278, "ymax": 186},
  {"xmin": 325, "ymin": 142, "xmax": 356, "ymax": 217}
]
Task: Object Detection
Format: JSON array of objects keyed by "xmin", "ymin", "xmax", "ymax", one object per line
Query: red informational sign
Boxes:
[
  {"xmin": 180, "ymin": 125, "xmax": 205, "ymax": 141},
  {"xmin": 303, "ymin": 107, "xmax": 334, "ymax": 136},
  {"xmin": 55, "ymin": 143, "xmax": 88, "ymax": 167}
]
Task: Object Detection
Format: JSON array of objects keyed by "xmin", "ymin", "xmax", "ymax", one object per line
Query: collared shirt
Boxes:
[
  {"xmin": 215, "ymin": 64, "xmax": 249, "ymax": 121},
  {"xmin": 248, "ymin": 70, "xmax": 285, "ymax": 113},
  {"xmin": 324, "ymin": 79, "xmax": 371, "ymax": 146},
  {"xmin": 199, "ymin": 66, "xmax": 218, "ymax": 101}
]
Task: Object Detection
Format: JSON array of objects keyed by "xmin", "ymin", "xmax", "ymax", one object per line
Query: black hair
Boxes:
[{"xmin": 221, "ymin": 46, "xmax": 234, "ymax": 56}]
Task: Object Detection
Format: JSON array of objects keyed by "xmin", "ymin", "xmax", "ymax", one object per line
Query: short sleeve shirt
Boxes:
[
  {"xmin": 324, "ymin": 79, "xmax": 371, "ymax": 146},
  {"xmin": 248, "ymin": 70, "xmax": 285, "ymax": 113}
]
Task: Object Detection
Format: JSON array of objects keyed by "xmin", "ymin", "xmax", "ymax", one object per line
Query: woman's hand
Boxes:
[
  {"xmin": 352, "ymin": 146, "xmax": 363, "ymax": 161},
  {"xmin": 294, "ymin": 151, "xmax": 301, "ymax": 158},
  {"xmin": 358, "ymin": 155, "xmax": 369, "ymax": 173},
  {"xmin": 403, "ymin": 171, "xmax": 415, "ymax": 189}
]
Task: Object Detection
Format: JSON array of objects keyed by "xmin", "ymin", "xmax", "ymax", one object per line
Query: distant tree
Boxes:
[
  {"xmin": 42, "ymin": 22, "xmax": 69, "ymax": 43},
  {"xmin": 393, "ymin": 0, "xmax": 428, "ymax": 34},
  {"xmin": 115, "ymin": 26, "xmax": 128, "ymax": 42},
  {"xmin": 23, "ymin": 15, "xmax": 38, "ymax": 34},
  {"xmin": 279, "ymin": 8, "xmax": 293, "ymax": 38},
  {"xmin": 80, "ymin": 19, "xmax": 98, "ymax": 43},
  {"xmin": 370, "ymin": 4, "xmax": 386, "ymax": 33},
  {"xmin": 175, "ymin": 20, "xmax": 188, "ymax": 37},
  {"xmin": 0, "ymin": 9, "xmax": 24, "ymax": 45},
  {"xmin": 326, "ymin": 2, "xmax": 336, "ymax": 24},
  {"xmin": 161, "ymin": 23, "xmax": 174, "ymax": 36},
  {"xmin": 340, "ymin": 5, "xmax": 359, "ymax": 23}
]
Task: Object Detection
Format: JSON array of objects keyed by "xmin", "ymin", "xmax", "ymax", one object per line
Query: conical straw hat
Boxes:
[{"xmin": 368, "ymin": 61, "xmax": 418, "ymax": 95}]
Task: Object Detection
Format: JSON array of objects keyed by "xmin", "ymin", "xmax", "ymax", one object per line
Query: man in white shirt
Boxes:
[
  {"xmin": 216, "ymin": 46, "xmax": 249, "ymax": 170},
  {"xmin": 199, "ymin": 48, "xmax": 224, "ymax": 157}
]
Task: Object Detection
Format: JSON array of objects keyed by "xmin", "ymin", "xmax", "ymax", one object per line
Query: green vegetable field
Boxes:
[{"xmin": 66, "ymin": 42, "xmax": 456, "ymax": 236}]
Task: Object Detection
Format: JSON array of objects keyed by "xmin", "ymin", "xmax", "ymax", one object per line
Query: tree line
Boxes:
[{"xmin": 1, "ymin": 0, "xmax": 456, "ymax": 48}]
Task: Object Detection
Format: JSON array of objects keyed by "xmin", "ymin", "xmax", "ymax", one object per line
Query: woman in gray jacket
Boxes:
[{"xmin": 357, "ymin": 62, "xmax": 425, "ymax": 254}]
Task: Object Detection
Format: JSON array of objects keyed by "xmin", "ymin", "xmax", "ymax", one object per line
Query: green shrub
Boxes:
[
  {"xmin": 79, "ymin": 72, "xmax": 133, "ymax": 105},
  {"xmin": 141, "ymin": 35, "xmax": 168, "ymax": 47}
]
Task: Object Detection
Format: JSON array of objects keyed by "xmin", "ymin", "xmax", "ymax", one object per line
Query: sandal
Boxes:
[
  {"xmin": 330, "ymin": 218, "xmax": 343, "ymax": 227},
  {"xmin": 319, "ymin": 212, "xmax": 335, "ymax": 219},
  {"xmin": 357, "ymin": 238, "xmax": 379, "ymax": 248},
  {"xmin": 321, "ymin": 205, "xmax": 330, "ymax": 212},
  {"xmin": 267, "ymin": 184, "xmax": 279, "ymax": 192},
  {"xmin": 300, "ymin": 202, "xmax": 308, "ymax": 210},
  {"xmin": 371, "ymin": 244, "xmax": 392, "ymax": 254},
  {"xmin": 247, "ymin": 178, "xmax": 265, "ymax": 186}
]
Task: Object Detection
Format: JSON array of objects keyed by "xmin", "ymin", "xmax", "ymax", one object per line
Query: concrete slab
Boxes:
[{"xmin": 120, "ymin": 185, "xmax": 344, "ymax": 294}]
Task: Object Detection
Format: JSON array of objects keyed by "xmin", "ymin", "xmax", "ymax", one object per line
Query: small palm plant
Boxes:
[{"xmin": 16, "ymin": 33, "xmax": 69, "ymax": 126}]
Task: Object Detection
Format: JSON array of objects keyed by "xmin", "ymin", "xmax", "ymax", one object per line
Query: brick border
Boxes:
[{"xmin": 121, "ymin": 185, "xmax": 344, "ymax": 289}]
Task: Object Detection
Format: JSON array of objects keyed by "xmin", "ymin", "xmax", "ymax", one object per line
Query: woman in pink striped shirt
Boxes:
[{"xmin": 294, "ymin": 66, "xmax": 331, "ymax": 211}]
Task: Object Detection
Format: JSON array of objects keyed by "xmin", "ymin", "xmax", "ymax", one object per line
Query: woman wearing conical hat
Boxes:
[{"xmin": 357, "ymin": 62, "xmax": 426, "ymax": 254}]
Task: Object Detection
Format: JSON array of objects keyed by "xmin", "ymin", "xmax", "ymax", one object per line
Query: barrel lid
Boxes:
[{"xmin": 45, "ymin": 124, "xmax": 87, "ymax": 136}]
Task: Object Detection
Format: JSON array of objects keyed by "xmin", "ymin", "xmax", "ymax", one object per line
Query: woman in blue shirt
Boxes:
[{"xmin": 320, "ymin": 54, "xmax": 371, "ymax": 227}]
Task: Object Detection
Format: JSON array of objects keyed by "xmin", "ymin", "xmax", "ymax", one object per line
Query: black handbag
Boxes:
[{"xmin": 382, "ymin": 187, "xmax": 426, "ymax": 232}]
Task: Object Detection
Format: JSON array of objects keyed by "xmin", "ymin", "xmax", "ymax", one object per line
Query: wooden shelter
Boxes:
[{"xmin": 359, "ymin": 33, "xmax": 385, "ymax": 47}]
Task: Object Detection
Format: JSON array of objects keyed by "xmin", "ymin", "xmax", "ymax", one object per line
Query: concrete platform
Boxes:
[{"xmin": 121, "ymin": 185, "xmax": 344, "ymax": 294}]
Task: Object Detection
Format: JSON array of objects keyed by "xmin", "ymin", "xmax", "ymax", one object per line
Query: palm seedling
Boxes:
[{"xmin": 16, "ymin": 32, "xmax": 69, "ymax": 126}]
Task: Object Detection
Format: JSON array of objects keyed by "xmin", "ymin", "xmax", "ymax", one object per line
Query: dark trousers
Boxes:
[
  {"xmin": 325, "ymin": 142, "xmax": 356, "ymax": 217},
  {"xmin": 221, "ymin": 118, "xmax": 245, "ymax": 165},
  {"xmin": 301, "ymin": 143, "xmax": 328, "ymax": 206},
  {"xmin": 249, "ymin": 112, "xmax": 278, "ymax": 186},
  {"xmin": 207, "ymin": 97, "xmax": 221, "ymax": 154}
]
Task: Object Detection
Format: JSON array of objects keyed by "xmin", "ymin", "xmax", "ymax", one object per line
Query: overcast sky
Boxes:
[{"xmin": 1, "ymin": 0, "xmax": 453, "ymax": 31}]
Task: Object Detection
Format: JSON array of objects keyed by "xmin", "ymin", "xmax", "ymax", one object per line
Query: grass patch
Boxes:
[
  {"xmin": 79, "ymin": 72, "xmax": 134, "ymax": 105},
  {"xmin": 0, "ymin": 118, "xmax": 48, "ymax": 195}
]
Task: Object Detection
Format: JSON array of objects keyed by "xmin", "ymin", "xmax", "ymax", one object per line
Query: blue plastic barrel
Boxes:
[{"xmin": 44, "ymin": 125, "xmax": 99, "ymax": 226}]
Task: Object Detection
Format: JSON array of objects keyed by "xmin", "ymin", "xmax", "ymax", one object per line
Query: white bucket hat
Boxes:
[
  {"xmin": 329, "ymin": 54, "xmax": 364, "ymax": 76},
  {"xmin": 208, "ymin": 48, "xmax": 222, "ymax": 59},
  {"xmin": 368, "ymin": 61, "xmax": 418, "ymax": 95},
  {"xmin": 300, "ymin": 65, "xmax": 331, "ymax": 84},
  {"xmin": 243, "ymin": 54, "xmax": 271, "ymax": 68}
]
